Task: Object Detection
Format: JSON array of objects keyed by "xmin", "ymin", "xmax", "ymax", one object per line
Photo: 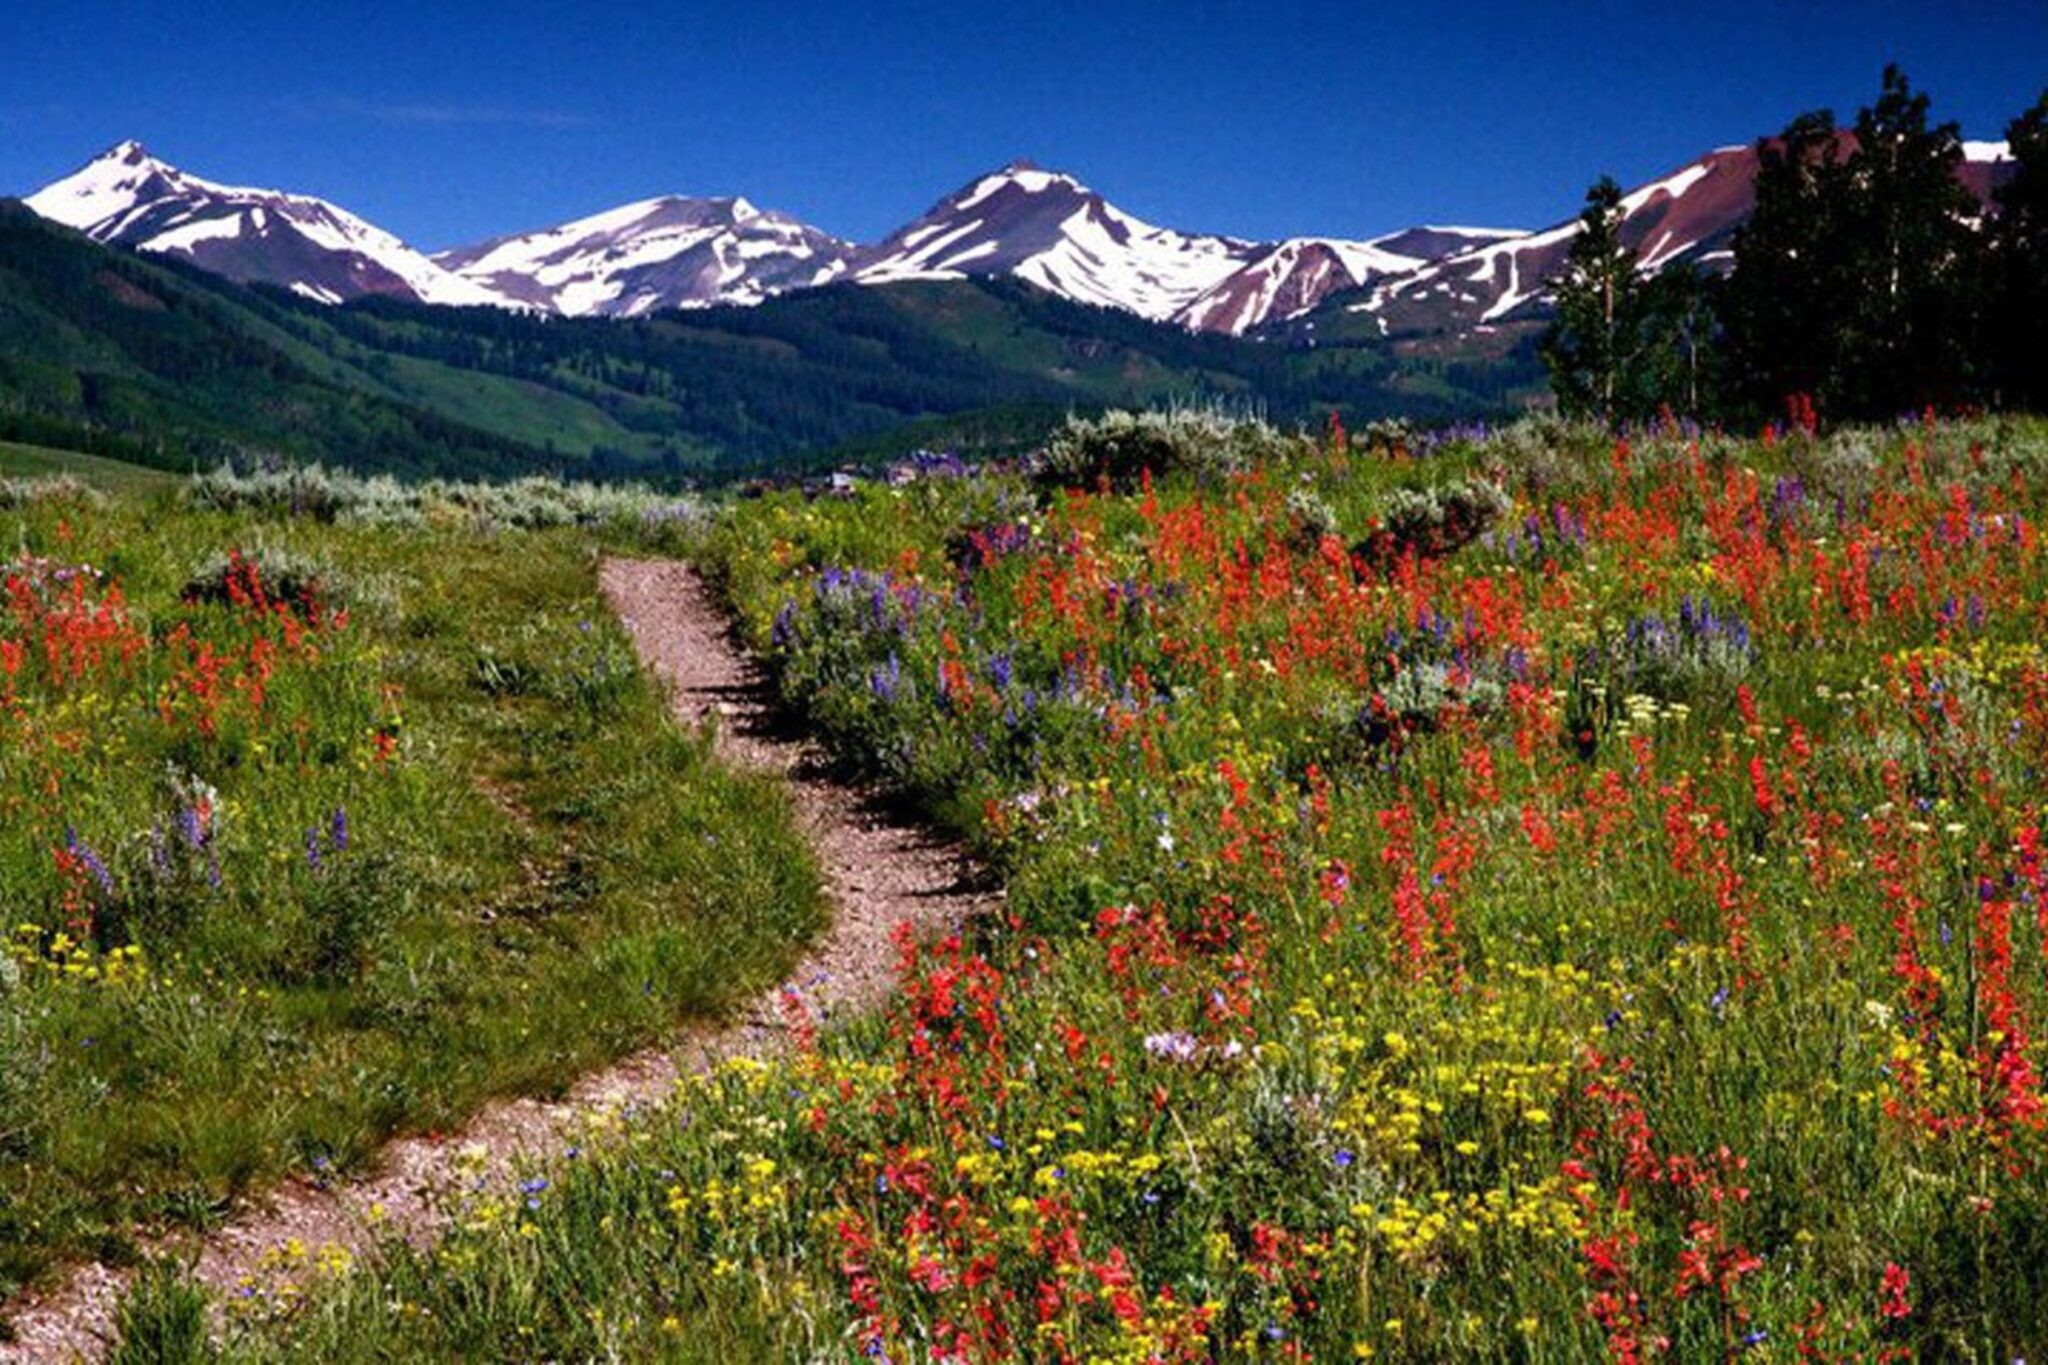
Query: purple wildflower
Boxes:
[{"xmin": 64, "ymin": 828, "xmax": 114, "ymax": 895}]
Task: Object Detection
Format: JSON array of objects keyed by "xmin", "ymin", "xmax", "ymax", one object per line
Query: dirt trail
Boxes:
[{"xmin": 0, "ymin": 558, "xmax": 989, "ymax": 1363}]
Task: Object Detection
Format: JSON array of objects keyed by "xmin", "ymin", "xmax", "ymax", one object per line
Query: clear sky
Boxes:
[{"xmin": 3, "ymin": 1, "xmax": 2043, "ymax": 251}]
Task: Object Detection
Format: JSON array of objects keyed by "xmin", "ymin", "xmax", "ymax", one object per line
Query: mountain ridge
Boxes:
[
  {"xmin": 23, "ymin": 144, "xmax": 1518, "ymax": 334},
  {"xmin": 25, "ymin": 140, "xmax": 516, "ymax": 309},
  {"xmin": 1351, "ymin": 137, "xmax": 2016, "ymax": 338},
  {"xmin": 433, "ymin": 194, "xmax": 855, "ymax": 316},
  {"xmin": 20, "ymin": 134, "xmax": 2021, "ymax": 346},
  {"xmin": 0, "ymin": 200, "xmax": 1536, "ymax": 481}
]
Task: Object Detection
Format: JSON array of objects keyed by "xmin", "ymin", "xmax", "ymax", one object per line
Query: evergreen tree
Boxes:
[
  {"xmin": 1836, "ymin": 64, "xmax": 1976, "ymax": 415},
  {"xmin": 1723, "ymin": 110, "xmax": 1849, "ymax": 417},
  {"xmin": 1543, "ymin": 178, "xmax": 1719, "ymax": 422},
  {"xmin": 1542, "ymin": 177, "xmax": 1639, "ymax": 420},
  {"xmin": 1986, "ymin": 90, "xmax": 2048, "ymax": 409},
  {"xmin": 1636, "ymin": 263, "xmax": 1721, "ymax": 419},
  {"xmin": 1724, "ymin": 67, "xmax": 1980, "ymax": 422}
]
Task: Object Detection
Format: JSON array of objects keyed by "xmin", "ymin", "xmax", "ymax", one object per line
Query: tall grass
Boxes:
[{"xmin": 0, "ymin": 480, "xmax": 822, "ymax": 1318}]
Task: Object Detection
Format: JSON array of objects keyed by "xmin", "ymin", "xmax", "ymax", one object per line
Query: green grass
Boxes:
[
  {"xmin": 370, "ymin": 354, "xmax": 674, "ymax": 463},
  {"xmin": 0, "ymin": 479, "xmax": 824, "ymax": 1322},
  {"xmin": 0, "ymin": 440, "xmax": 180, "ymax": 493}
]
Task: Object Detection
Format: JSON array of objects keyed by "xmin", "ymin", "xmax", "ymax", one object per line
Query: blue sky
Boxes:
[{"xmin": 3, "ymin": 2, "xmax": 2043, "ymax": 250}]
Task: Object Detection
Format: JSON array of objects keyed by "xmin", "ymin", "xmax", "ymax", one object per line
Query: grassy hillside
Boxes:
[
  {"xmin": 295, "ymin": 277, "xmax": 1521, "ymax": 471},
  {"xmin": 0, "ymin": 205, "xmax": 566, "ymax": 479},
  {"xmin": 0, "ymin": 439, "xmax": 178, "ymax": 492},
  {"xmin": 0, "ymin": 204, "xmax": 1540, "ymax": 480}
]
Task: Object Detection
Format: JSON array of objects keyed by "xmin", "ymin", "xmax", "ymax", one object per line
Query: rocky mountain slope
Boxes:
[{"xmin": 25, "ymin": 141, "xmax": 512, "ymax": 308}]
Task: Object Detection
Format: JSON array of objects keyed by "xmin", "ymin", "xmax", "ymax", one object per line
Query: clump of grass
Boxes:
[
  {"xmin": 293, "ymin": 836, "xmax": 409, "ymax": 984},
  {"xmin": 109, "ymin": 1261, "xmax": 210, "ymax": 1365}
]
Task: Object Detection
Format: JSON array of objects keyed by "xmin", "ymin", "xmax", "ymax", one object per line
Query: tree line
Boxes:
[{"xmin": 1542, "ymin": 66, "xmax": 2048, "ymax": 426}]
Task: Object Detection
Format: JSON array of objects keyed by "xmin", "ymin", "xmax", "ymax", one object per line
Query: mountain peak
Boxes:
[
  {"xmin": 25, "ymin": 142, "xmax": 515, "ymax": 310},
  {"xmin": 855, "ymin": 161, "xmax": 1254, "ymax": 320},
  {"xmin": 433, "ymin": 190, "xmax": 854, "ymax": 316},
  {"xmin": 960, "ymin": 160, "xmax": 1088, "ymax": 200}
]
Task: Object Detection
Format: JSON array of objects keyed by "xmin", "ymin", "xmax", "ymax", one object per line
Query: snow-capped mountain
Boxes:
[
  {"xmin": 25, "ymin": 141, "xmax": 512, "ymax": 308},
  {"xmin": 25, "ymin": 137, "xmax": 2018, "ymax": 344},
  {"xmin": 846, "ymin": 161, "xmax": 1498, "ymax": 333},
  {"xmin": 435, "ymin": 196, "xmax": 854, "ymax": 316},
  {"xmin": 850, "ymin": 161, "xmax": 1261, "ymax": 321},
  {"xmin": 7, "ymin": 144, "xmax": 1575, "ymax": 337},
  {"xmin": 1176, "ymin": 228, "xmax": 1522, "ymax": 335},
  {"xmin": 1360, "ymin": 140, "xmax": 2018, "ymax": 335}
]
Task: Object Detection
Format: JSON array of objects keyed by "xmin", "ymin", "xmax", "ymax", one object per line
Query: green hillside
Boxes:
[
  {"xmin": 0, "ymin": 439, "xmax": 179, "ymax": 492},
  {"xmin": 0, "ymin": 204, "xmax": 564, "ymax": 479},
  {"xmin": 0, "ymin": 202, "xmax": 1540, "ymax": 480}
]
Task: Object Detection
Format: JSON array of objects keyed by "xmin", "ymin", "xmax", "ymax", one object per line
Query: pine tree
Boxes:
[
  {"xmin": 1723, "ymin": 110, "xmax": 1849, "ymax": 417},
  {"xmin": 1542, "ymin": 177, "xmax": 1638, "ymax": 420},
  {"xmin": 1986, "ymin": 90, "xmax": 2048, "ymax": 409},
  {"xmin": 1636, "ymin": 263, "xmax": 1721, "ymax": 418},
  {"xmin": 1724, "ymin": 67, "xmax": 1981, "ymax": 422},
  {"xmin": 1543, "ymin": 178, "xmax": 1720, "ymax": 422},
  {"xmin": 1837, "ymin": 64, "xmax": 1975, "ymax": 415}
]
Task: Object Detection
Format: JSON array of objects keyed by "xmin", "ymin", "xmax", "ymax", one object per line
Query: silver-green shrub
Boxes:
[
  {"xmin": 185, "ymin": 464, "xmax": 675, "ymax": 531},
  {"xmin": 1034, "ymin": 408, "xmax": 1311, "ymax": 491}
]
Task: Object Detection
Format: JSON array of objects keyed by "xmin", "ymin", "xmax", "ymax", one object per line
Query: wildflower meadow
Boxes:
[
  {"xmin": 0, "ymin": 469, "xmax": 820, "ymax": 1315},
  {"xmin": 120, "ymin": 410, "xmax": 2048, "ymax": 1362}
]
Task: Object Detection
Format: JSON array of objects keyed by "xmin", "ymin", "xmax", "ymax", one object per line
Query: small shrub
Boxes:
[
  {"xmin": 1341, "ymin": 663, "xmax": 1508, "ymax": 757},
  {"xmin": 1033, "ymin": 408, "xmax": 1307, "ymax": 492},
  {"xmin": 1481, "ymin": 414, "xmax": 1617, "ymax": 496},
  {"xmin": 1353, "ymin": 479, "xmax": 1510, "ymax": 572},
  {"xmin": 293, "ymin": 829, "xmax": 411, "ymax": 984},
  {"xmin": 92, "ymin": 769, "xmax": 226, "ymax": 951},
  {"xmin": 0, "ymin": 475, "xmax": 104, "ymax": 509},
  {"xmin": 1358, "ymin": 417, "xmax": 1415, "ymax": 459},
  {"xmin": 186, "ymin": 463, "xmax": 668, "ymax": 531},
  {"xmin": 0, "ymin": 953, "xmax": 34, "ymax": 1159},
  {"xmin": 1283, "ymin": 486, "xmax": 1341, "ymax": 552},
  {"xmin": 1566, "ymin": 598, "xmax": 1757, "ymax": 756},
  {"xmin": 188, "ymin": 462, "xmax": 351, "ymax": 521},
  {"xmin": 1584, "ymin": 597, "xmax": 1757, "ymax": 703}
]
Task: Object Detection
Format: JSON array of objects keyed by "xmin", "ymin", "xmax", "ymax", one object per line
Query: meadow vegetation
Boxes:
[
  {"xmin": 105, "ymin": 408, "xmax": 2048, "ymax": 1361},
  {"xmin": 0, "ymin": 472, "xmax": 821, "ymax": 1316}
]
